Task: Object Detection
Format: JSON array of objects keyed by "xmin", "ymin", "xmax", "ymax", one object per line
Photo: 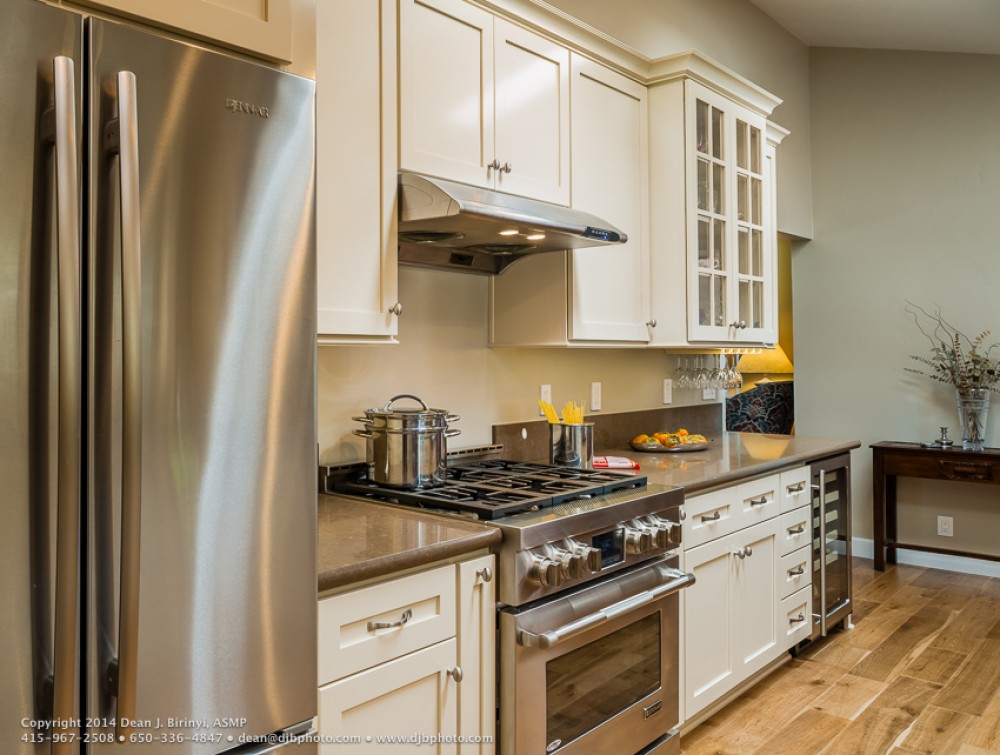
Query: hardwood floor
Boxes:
[{"xmin": 680, "ymin": 558, "xmax": 1000, "ymax": 754}]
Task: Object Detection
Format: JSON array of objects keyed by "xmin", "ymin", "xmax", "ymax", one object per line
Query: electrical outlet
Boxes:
[
  {"xmin": 539, "ymin": 384, "xmax": 552, "ymax": 415},
  {"xmin": 937, "ymin": 515, "xmax": 954, "ymax": 537},
  {"xmin": 702, "ymin": 388, "xmax": 717, "ymax": 401},
  {"xmin": 590, "ymin": 382, "xmax": 602, "ymax": 412},
  {"xmin": 663, "ymin": 378, "xmax": 673, "ymax": 404}
]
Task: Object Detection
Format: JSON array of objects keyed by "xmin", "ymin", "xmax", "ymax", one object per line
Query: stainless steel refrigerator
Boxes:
[{"xmin": 1, "ymin": 2, "xmax": 317, "ymax": 752}]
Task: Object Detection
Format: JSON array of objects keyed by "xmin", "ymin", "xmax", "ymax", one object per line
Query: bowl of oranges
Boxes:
[{"xmin": 629, "ymin": 429, "xmax": 710, "ymax": 453}]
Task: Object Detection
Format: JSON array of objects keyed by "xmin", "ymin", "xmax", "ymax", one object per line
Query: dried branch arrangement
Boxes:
[{"xmin": 905, "ymin": 302, "xmax": 1000, "ymax": 393}]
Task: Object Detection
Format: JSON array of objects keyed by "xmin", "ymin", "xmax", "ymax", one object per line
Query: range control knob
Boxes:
[
  {"xmin": 646, "ymin": 515, "xmax": 680, "ymax": 549},
  {"xmin": 545, "ymin": 546, "xmax": 587, "ymax": 580},
  {"xmin": 566, "ymin": 539, "xmax": 602, "ymax": 572},
  {"xmin": 527, "ymin": 555, "xmax": 561, "ymax": 588},
  {"xmin": 623, "ymin": 525, "xmax": 652, "ymax": 556}
]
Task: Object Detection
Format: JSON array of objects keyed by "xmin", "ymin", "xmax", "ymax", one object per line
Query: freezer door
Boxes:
[
  {"xmin": 86, "ymin": 19, "xmax": 316, "ymax": 753},
  {"xmin": 0, "ymin": 3, "xmax": 83, "ymax": 754}
]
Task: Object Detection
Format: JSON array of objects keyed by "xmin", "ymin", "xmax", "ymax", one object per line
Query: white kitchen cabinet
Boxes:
[
  {"xmin": 66, "ymin": 0, "xmax": 292, "ymax": 61},
  {"xmin": 399, "ymin": 0, "xmax": 570, "ymax": 205},
  {"xmin": 647, "ymin": 57, "xmax": 782, "ymax": 347},
  {"xmin": 489, "ymin": 55, "xmax": 650, "ymax": 345},
  {"xmin": 681, "ymin": 466, "xmax": 811, "ymax": 722},
  {"xmin": 315, "ymin": 0, "xmax": 400, "ymax": 343},
  {"xmin": 317, "ymin": 555, "xmax": 496, "ymax": 752}
]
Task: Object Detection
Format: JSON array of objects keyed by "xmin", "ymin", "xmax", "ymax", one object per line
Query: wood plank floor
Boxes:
[{"xmin": 680, "ymin": 558, "xmax": 1000, "ymax": 755}]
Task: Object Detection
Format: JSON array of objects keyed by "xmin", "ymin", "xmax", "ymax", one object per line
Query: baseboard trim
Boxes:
[{"xmin": 853, "ymin": 537, "xmax": 1000, "ymax": 578}]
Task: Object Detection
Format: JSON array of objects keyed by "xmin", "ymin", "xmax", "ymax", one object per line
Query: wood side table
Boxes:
[{"xmin": 871, "ymin": 441, "xmax": 1000, "ymax": 570}]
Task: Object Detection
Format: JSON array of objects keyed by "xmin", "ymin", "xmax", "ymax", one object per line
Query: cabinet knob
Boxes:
[
  {"xmin": 646, "ymin": 319, "xmax": 657, "ymax": 328},
  {"xmin": 729, "ymin": 320, "xmax": 747, "ymax": 329},
  {"xmin": 500, "ymin": 162, "xmax": 512, "ymax": 174},
  {"xmin": 388, "ymin": 302, "xmax": 403, "ymax": 316},
  {"xmin": 476, "ymin": 566, "xmax": 493, "ymax": 583},
  {"xmin": 447, "ymin": 666, "xmax": 464, "ymax": 683},
  {"xmin": 487, "ymin": 159, "xmax": 501, "ymax": 171}
]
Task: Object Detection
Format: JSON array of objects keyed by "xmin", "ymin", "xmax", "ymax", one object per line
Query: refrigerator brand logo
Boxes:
[{"xmin": 225, "ymin": 99, "xmax": 269, "ymax": 118}]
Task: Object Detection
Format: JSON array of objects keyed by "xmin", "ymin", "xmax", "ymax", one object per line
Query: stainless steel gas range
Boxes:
[{"xmin": 327, "ymin": 456, "xmax": 695, "ymax": 755}]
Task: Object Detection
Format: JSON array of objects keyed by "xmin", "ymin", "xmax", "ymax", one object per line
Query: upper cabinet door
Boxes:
[
  {"xmin": 493, "ymin": 19, "xmax": 570, "ymax": 205},
  {"xmin": 568, "ymin": 55, "xmax": 649, "ymax": 342},
  {"xmin": 70, "ymin": 0, "xmax": 292, "ymax": 61},
  {"xmin": 316, "ymin": 0, "xmax": 399, "ymax": 343},
  {"xmin": 399, "ymin": 0, "xmax": 495, "ymax": 188}
]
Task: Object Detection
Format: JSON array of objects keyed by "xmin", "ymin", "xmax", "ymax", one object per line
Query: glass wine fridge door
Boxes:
[{"xmin": 811, "ymin": 453, "xmax": 853, "ymax": 636}]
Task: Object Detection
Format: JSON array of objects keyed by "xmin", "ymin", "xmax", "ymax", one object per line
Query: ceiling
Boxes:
[{"xmin": 748, "ymin": 0, "xmax": 1000, "ymax": 55}]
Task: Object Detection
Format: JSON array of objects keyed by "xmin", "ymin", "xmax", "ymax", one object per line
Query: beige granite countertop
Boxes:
[
  {"xmin": 317, "ymin": 494, "xmax": 501, "ymax": 595},
  {"xmin": 599, "ymin": 432, "xmax": 861, "ymax": 493}
]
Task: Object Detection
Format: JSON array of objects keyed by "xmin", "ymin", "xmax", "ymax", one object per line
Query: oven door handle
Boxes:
[{"xmin": 516, "ymin": 570, "xmax": 696, "ymax": 649}]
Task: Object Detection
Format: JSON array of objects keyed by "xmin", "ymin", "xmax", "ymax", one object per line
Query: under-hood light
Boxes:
[
  {"xmin": 499, "ymin": 229, "xmax": 519, "ymax": 236},
  {"xmin": 526, "ymin": 233, "xmax": 546, "ymax": 241}
]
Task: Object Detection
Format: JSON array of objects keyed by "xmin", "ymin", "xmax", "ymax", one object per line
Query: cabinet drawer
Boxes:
[
  {"xmin": 735, "ymin": 474, "xmax": 780, "ymax": 528},
  {"xmin": 318, "ymin": 565, "xmax": 456, "ymax": 684},
  {"xmin": 781, "ymin": 586, "xmax": 812, "ymax": 648},
  {"xmin": 779, "ymin": 546, "xmax": 811, "ymax": 599},
  {"xmin": 778, "ymin": 507, "xmax": 811, "ymax": 556},
  {"xmin": 779, "ymin": 467, "xmax": 810, "ymax": 512},
  {"xmin": 683, "ymin": 487, "xmax": 739, "ymax": 548}
]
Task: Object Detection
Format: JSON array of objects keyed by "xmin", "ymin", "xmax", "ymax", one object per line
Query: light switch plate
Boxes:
[
  {"xmin": 591, "ymin": 382, "xmax": 602, "ymax": 412},
  {"xmin": 540, "ymin": 384, "xmax": 552, "ymax": 415},
  {"xmin": 702, "ymin": 388, "xmax": 717, "ymax": 401},
  {"xmin": 663, "ymin": 379, "xmax": 673, "ymax": 404}
]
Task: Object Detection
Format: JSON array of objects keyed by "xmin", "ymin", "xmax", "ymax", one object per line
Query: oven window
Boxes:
[{"xmin": 546, "ymin": 612, "xmax": 661, "ymax": 750}]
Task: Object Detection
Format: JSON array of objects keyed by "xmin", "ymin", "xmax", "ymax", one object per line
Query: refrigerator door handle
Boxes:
[
  {"xmin": 112, "ymin": 69, "xmax": 144, "ymax": 741},
  {"xmin": 52, "ymin": 54, "xmax": 82, "ymax": 754}
]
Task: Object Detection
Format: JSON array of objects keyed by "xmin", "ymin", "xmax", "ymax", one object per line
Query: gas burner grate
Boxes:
[{"xmin": 335, "ymin": 461, "xmax": 646, "ymax": 520}]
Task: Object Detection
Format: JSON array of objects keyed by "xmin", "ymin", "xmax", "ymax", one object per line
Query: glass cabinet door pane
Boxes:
[
  {"xmin": 752, "ymin": 281, "xmax": 763, "ymax": 328},
  {"xmin": 752, "ymin": 230, "xmax": 762, "ymax": 277},
  {"xmin": 696, "ymin": 100, "xmax": 709, "ymax": 154},
  {"xmin": 697, "ymin": 158, "xmax": 709, "ymax": 211},
  {"xmin": 713, "ymin": 164, "xmax": 725, "ymax": 214},
  {"xmin": 751, "ymin": 177, "xmax": 762, "ymax": 225},
  {"xmin": 714, "ymin": 275, "xmax": 726, "ymax": 326},
  {"xmin": 711, "ymin": 107, "xmax": 723, "ymax": 159},
  {"xmin": 739, "ymin": 281, "xmax": 749, "ymax": 324},
  {"xmin": 738, "ymin": 228, "xmax": 749, "ymax": 275},
  {"xmin": 750, "ymin": 126, "xmax": 761, "ymax": 174},
  {"xmin": 736, "ymin": 120, "xmax": 748, "ymax": 170},
  {"xmin": 713, "ymin": 220, "xmax": 725, "ymax": 271},
  {"xmin": 698, "ymin": 274, "xmax": 711, "ymax": 326},
  {"xmin": 698, "ymin": 218, "xmax": 710, "ymax": 268},
  {"xmin": 737, "ymin": 174, "xmax": 748, "ymax": 221}
]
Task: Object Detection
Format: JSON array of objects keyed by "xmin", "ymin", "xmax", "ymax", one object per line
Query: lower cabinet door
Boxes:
[
  {"xmin": 732, "ymin": 519, "xmax": 780, "ymax": 679},
  {"xmin": 683, "ymin": 533, "xmax": 738, "ymax": 719},
  {"xmin": 318, "ymin": 639, "xmax": 459, "ymax": 754}
]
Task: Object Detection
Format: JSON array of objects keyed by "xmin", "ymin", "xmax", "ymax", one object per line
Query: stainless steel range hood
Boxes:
[{"xmin": 397, "ymin": 172, "xmax": 627, "ymax": 275}]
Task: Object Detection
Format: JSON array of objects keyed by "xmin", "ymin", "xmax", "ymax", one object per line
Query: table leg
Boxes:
[
  {"xmin": 886, "ymin": 475, "xmax": 897, "ymax": 565},
  {"xmin": 873, "ymin": 451, "xmax": 886, "ymax": 570}
]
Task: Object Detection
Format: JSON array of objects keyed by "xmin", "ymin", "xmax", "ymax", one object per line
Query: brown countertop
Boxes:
[
  {"xmin": 599, "ymin": 432, "xmax": 861, "ymax": 494},
  {"xmin": 317, "ymin": 494, "xmax": 501, "ymax": 595}
]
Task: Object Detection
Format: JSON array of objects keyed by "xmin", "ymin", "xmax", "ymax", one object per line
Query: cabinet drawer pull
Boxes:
[
  {"xmin": 367, "ymin": 608, "xmax": 412, "ymax": 632},
  {"xmin": 787, "ymin": 525, "xmax": 805, "ymax": 535},
  {"xmin": 789, "ymin": 613, "xmax": 806, "ymax": 625},
  {"xmin": 476, "ymin": 566, "xmax": 493, "ymax": 583},
  {"xmin": 700, "ymin": 511, "xmax": 721, "ymax": 522},
  {"xmin": 787, "ymin": 483, "xmax": 805, "ymax": 493},
  {"xmin": 749, "ymin": 496, "xmax": 769, "ymax": 507},
  {"xmin": 447, "ymin": 666, "xmax": 464, "ymax": 683},
  {"xmin": 788, "ymin": 566, "xmax": 805, "ymax": 576}
]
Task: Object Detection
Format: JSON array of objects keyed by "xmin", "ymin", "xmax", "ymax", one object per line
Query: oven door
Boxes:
[{"xmin": 499, "ymin": 556, "xmax": 695, "ymax": 755}]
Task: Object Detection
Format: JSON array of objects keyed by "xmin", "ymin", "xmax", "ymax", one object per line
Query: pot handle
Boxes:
[
  {"xmin": 352, "ymin": 429, "xmax": 374, "ymax": 439},
  {"xmin": 445, "ymin": 414, "xmax": 461, "ymax": 423},
  {"xmin": 445, "ymin": 429, "xmax": 462, "ymax": 437},
  {"xmin": 351, "ymin": 416, "xmax": 371, "ymax": 423},
  {"xmin": 384, "ymin": 394, "xmax": 428, "ymax": 411}
]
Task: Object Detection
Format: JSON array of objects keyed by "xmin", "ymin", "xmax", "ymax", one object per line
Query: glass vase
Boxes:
[{"xmin": 956, "ymin": 388, "xmax": 991, "ymax": 451}]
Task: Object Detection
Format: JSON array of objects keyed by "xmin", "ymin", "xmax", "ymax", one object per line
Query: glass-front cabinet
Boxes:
[
  {"xmin": 646, "ymin": 51, "xmax": 784, "ymax": 347},
  {"xmin": 686, "ymin": 80, "xmax": 773, "ymax": 343}
]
